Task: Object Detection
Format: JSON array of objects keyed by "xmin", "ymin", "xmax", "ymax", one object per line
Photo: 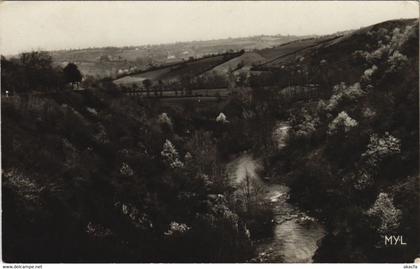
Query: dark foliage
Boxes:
[{"xmin": 63, "ymin": 63, "xmax": 82, "ymax": 85}]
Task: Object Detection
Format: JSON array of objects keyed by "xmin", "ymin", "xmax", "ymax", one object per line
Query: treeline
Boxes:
[{"xmin": 1, "ymin": 51, "xmax": 82, "ymax": 95}]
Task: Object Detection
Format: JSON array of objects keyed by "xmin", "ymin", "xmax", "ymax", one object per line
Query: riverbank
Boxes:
[{"xmin": 227, "ymin": 152, "xmax": 325, "ymax": 263}]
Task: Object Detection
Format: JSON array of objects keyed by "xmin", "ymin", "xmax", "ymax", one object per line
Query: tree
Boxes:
[
  {"xmin": 63, "ymin": 63, "xmax": 82, "ymax": 86},
  {"xmin": 1, "ymin": 56, "xmax": 21, "ymax": 94},
  {"xmin": 158, "ymin": 80, "xmax": 164, "ymax": 96},
  {"xmin": 216, "ymin": 113, "xmax": 229, "ymax": 123},
  {"xmin": 21, "ymin": 51, "xmax": 61, "ymax": 92},
  {"xmin": 120, "ymin": 162, "xmax": 134, "ymax": 176},
  {"xmin": 319, "ymin": 59, "xmax": 329, "ymax": 86},
  {"xmin": 367, "ymin": 192, "xmax": 402, "ymax": 234},
  {"xmin": 158, "ymin": 113, "xmax": 173, "ymax": 126},
  {"xmin": 240, "ymin": 171, "xmax": 264, "ymax": 213},
  {"xmin": 143, "ymin": 79, "xmax": 152, "ymax": 97},
  {"xmin": 158, "ymin": 113, "xmax": 173, "ymax": 133}
]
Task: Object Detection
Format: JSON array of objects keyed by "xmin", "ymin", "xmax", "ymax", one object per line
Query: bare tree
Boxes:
[{"xmin": 239, "ymin": 170, "xmax": 265, "ymax": 213}]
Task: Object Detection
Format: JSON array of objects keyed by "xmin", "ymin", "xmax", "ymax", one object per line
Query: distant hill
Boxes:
[
  {"xmin": 49, "ymin": 34, "xmax": 311, "ymax": 78},
  {"xmin": 112, "ymin": 36, "xmax": 341, "ymax": 87}
]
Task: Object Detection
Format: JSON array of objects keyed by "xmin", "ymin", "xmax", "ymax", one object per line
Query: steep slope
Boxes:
[
  {"xmin": 1, "ymin": 86, "xmax": 262, "ymax": 262},
  {"xmin": 255, "ymin": 18, "xmax": 418, "ymax": 86},
  {"xmin": 267, "ymin": 18, "xmax": 419, "ymax": 262}
]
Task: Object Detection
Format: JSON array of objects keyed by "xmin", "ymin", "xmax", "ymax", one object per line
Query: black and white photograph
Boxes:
[{"xmin": 0, "ymin": 1, "xmax": 419, "ymax": 266}]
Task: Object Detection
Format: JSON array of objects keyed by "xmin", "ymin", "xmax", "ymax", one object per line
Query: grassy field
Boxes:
[
  {"xmin": 256, "ymin": 36, "xmax": 343, "ymax": 67},
  {"xmin": 114, "ymin": 53, "xmax": 241, "ymax": 86},
  {"xmin": 114, "ymin": 36, "xmax": 344, "ymax": 88},
  {"xmin": 114, "ymin": 66, "xmax": 173, "ymax": 85},
  {"xmin": 203, "ymin": 52, "xmax": 267, "ymax": 75}
]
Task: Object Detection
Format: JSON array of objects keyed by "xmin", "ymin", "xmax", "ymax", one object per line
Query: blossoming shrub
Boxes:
[
  {"xmin": 367, "ymin": 192, "xmax": 402, "ymax": 234},
  {"xmin": 216, "ymin": 112, "xmax": 229, "ymax": 123},
  {"xmin": 161, "ymin": 139, "xmax": 184, "ymax": 169},
  {"xmin": 164, "ymin": 221, "xmax": 191, "ymax": 237},
  {"xmin": 328, "ymin": 111, "xmax": 358, "ymax": 134},
  {"xmin": 324, "ymin": 83, "xmax": 366, "ymax": 112},
  {"xmin": 387, "ymin": 51, "xmax": 408, "ymax": 72},
  {"xmin": 361, "ymin": 65, "xmax": 378, "ymax": 81},
  {"xmin": 361, "ymin": 132, "xmax": 401, "ymax": 167},
  {"xmin": 120, "ymin": 162, "xmax": 134, "ymax": 176},
  {"xmin": 158, "ymin": 112, "xmax": 173, "ymax": 127}
]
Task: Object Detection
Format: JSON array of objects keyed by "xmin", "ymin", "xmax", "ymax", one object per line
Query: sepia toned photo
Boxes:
[{"xmin": 0, "ymin": 1, "xmax": 419, "ymax": 265}]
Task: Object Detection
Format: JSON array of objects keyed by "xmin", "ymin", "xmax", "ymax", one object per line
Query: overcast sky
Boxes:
[{"xmin": 0, "ymin": 1, "xmax": 418, "ymax": 55}]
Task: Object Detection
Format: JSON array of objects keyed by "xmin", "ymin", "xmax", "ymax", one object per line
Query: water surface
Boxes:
[{"xmin": 227, "ymin": 123, "xmax": 325, "ymax": 262}]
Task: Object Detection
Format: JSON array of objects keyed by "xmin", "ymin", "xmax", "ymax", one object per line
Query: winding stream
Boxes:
[{"xmin": 227, "ymin": 123, "xmax": 325, "ymax": 263}]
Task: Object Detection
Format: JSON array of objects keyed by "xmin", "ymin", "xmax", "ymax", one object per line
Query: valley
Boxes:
[{"xmin": 1, "ymin": 17, "xmax": 419, "ymax": 263}]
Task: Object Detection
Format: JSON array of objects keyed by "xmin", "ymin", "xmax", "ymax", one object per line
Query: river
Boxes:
[{"xmin": 226, "ymin": 123, "xmax": 325, "ymax": 263}]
